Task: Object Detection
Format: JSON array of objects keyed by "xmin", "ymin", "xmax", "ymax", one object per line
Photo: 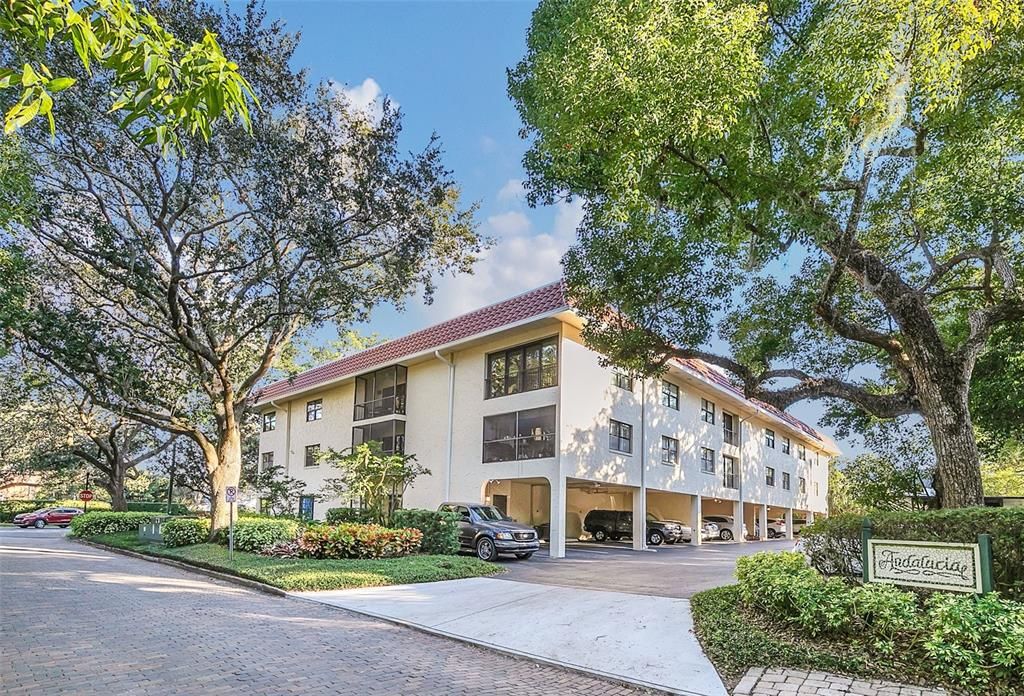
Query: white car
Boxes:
[
  {"xmin": 702, "ymin": 515, "xmax": 749, "ymax": 541},
  {"xmin": 660, "ymin": 518, "xmax": 695, "ymax": 543},
  {"xmin": 755, "ymin": 519, "xmax": 788, "ymax": 538}
]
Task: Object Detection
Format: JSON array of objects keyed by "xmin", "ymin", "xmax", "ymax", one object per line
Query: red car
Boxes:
[{"xmin": 13, "ymin": 507, "xmax": 84, "ymax": 529}]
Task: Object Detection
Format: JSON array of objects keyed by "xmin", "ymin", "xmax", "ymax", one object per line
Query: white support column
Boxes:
[
  {"xmin": 548, "ymin": 477, "xmax": 567, "ymax": 559},
  {"xmin": 733, "ymin": 499, "xmax": 746, "ymax": 543},
  {"xmin": 632, "ymin": 487, "xmax": 647, "ymax": 550},
  {"xmin": 690, "ymin": 495, "xmax": 703, "ymax": 546},
  {"xmin": 758, "ymin": 504, "xmax": 768, "ymax": 541},
  {"xmin": 785, "ymin": 507, "xmax": 794, "ymax": 540}
]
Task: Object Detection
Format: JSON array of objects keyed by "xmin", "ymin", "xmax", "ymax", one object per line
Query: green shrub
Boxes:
[
  {"xmin": 802, "ymin": 508, "xmax": 1024, "ymax": 600},
  {"xmin": 70, "ymin": 511, "xmax": 157, "ymax": 537},
  {"xmin": 325, "ymin": 507, "xmax": 376, "ymax": 524},
  {"xmin": 126, "ymin": 501, "xmax": 189, "ymax": 514},
  {"xmin": 391, "ymin": 508, "xmax": 460, "ymax": 555},
  {"xmin": 924, "ymin": 592, "xmax": 1024, "ymax": 692},
  {"xmin": 218, "ymin": 518, "xmax": 300, "ymax": 552},
  {"xmin": 161, "ymin": 518, "xmax": 210, "ymax": 547},
  {"xmin": 300, "ymin": 523, "xmax": 423, "ymax": 559}
]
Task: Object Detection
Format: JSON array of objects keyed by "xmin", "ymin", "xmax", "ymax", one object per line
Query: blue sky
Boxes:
[{"xmin": 252, "ymin": 1, "xmax": 859, "ymax": 456}]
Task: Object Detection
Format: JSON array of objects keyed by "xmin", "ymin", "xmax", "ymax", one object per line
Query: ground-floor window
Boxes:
[
  {"xmin": 722, "ymin": 455, "xmax": 738, "ymax": 489},
  {"xmin": 299, "ymin": 495, "xmax": 315, "ymax": 521},
  {"xmin": 482, "ymin": 405, "xmax": 556, "ymax": 462}
]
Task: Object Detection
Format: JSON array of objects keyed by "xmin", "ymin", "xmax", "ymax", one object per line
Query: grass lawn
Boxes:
[
  {"xmin": 690, "ymin": 585, "xmax": 942, "ymax": 691},
  {"xmin": 87, "ymin": 532, "xmax": 505, "ymax": 592}
]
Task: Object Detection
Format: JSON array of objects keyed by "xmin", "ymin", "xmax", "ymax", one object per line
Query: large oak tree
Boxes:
[
  {"xmin": 509, "ymin": 0, "xmax": 1024, "ymax": 507},
  {"xmin": 1, "ymin": 2, "xmax": 480, "ymax": 532}
]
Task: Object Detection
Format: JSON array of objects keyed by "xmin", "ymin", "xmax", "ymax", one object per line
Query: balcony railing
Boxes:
[{"xmin": 353, "ymin": 395, "xmax": 406, "ymax": 421}]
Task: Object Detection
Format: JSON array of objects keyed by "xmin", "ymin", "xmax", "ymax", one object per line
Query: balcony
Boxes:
[
  {"xmin": 353, "ymin": 394, "xmax": 406, "ymax": 421},
  {"xmin": 353, "ymin": 365, "xmax": 407, "ymax": 422}
]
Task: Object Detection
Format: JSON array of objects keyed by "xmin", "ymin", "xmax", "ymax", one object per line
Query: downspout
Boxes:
[
  {"xmin": 434, "ymin": 350, "xmax": 455, "ymax": 501},
  {"xmin": 639, "ymin": 377, "xmax": 647, "ymax": 550},
  {"xmin": 270, "ymin": 399, "xmax": 290, "ymax": 475}
]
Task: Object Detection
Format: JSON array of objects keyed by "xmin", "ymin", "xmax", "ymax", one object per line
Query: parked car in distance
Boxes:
[
  {"xmin": 763, "ymin": 519, "xmax": 787, "ymax": 538},
  {"xmin": 13, "ymin": 507, "xmax": 84, "ymax": 529},
  {"xmin": 439, "ymin": 502, "xmax": 540, "ymax": 562},
  {"xmin": 702, "ymin": 515, "xmax": 748, "ymax": 542},
  {"xmin": 583, "ymin": 509, "xmax": 685, "ymax": 546},
  {"xmin": 700, "ymin": 521, "xmax": 720, "ymax": 540}
]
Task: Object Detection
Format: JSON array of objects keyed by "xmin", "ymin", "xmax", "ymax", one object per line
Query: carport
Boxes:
[
  {"xmin": 482, "ymin": 477, "xmax": 551, "ymax": 546},
  {"xmin": 566, "ymin": 480, "xmax": 703, "ymax": 550}
]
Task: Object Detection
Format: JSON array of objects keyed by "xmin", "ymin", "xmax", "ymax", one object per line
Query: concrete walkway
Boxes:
[{"xmin": 291, "ymin": 577, "xmax": 728, "ymax": 696}]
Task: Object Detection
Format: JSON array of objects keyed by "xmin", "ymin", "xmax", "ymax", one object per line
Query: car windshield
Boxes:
[{"xmin": 471, "ymin": 506, "xmax": 507, "ymax": 522}]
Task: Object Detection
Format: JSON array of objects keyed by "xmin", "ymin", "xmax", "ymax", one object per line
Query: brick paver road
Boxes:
[{"xmin": 0, "ymin": 527, "xmax": 645, "ymax": 695}]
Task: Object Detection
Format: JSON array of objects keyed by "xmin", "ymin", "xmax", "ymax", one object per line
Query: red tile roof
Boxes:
[{"xmin": 253, "ymin": 281, "xmax": 570, "ymax": 404}]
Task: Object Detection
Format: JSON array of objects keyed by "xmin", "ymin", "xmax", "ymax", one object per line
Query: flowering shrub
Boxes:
[
  {"xmin": 259, "ymin": 539, "xmax": 304, "ymax": 558},
  {"xmin": 162, "ymin": 518, "xmax": 210, "ymax": 547},
  {"xmin": 300, "ymin": 523, "xmax": 423, "ymax": 559}
]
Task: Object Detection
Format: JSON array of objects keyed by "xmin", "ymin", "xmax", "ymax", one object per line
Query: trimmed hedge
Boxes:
[
  {"xmin": 162, "ymin": 518, "xmax": 210, "ymax": 547},
  {"xmin": 70, "ymin": 511, "xmax": 158, "ymax": 537},
  {"xmin": 732, "ymin": 552, "xmax": 1024, "ymax": 694},
  {"xmin": 391, "ymin": 508, "xmax": 460, "ymax": 555},
  {"xmin": 301, "ymin": 523, "xmax": 422, "ymax": 559},
  {"xmin": 126, "ymin": 501, "xmax": 189, "ymax": 514},
  {"xmin": 325, "ymin": 507, "xmax": 376, "ymax": 525},
  {"xmin": 216, "ymin": 517, "xmax": 300, "ymax": 552},
  {"xmin": 801, "ymin": 508, "xmax": 1024, "ymax": 600}
]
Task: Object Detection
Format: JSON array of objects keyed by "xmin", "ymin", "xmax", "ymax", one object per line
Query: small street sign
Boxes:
[
  {"xmin": 225, "ymin": 486, "xmax": 237, "ymax": 503},
  {"xmin": 78, "ymin": 490, "xmax": 94, "ymax": 502}
]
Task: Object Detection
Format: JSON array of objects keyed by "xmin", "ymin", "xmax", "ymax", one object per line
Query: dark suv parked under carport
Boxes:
[
  {"xmin": 439, "ymin": 502, "xmax": 540, "ymax": 562},
  {"xmin": 583, "ymin": 509, "xmax": 684, "ymax": 545}
]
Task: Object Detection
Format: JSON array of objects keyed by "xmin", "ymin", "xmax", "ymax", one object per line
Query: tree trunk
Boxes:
[
  {"xmin": 918, "ymin": 381, "xmax": 985, "ymax": 508},
  {"xmin": 104, "ymin": 477, "xmax": 128, "ymax": 511},
  {"xmin": 207, "ymin": 420, "xmax": 242, "ymax": 538}
]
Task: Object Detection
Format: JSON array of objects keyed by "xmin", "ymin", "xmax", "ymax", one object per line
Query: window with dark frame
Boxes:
[
  {"xmin": 723, "ymin": 412, "xmax": 737, "ymax": 445},
  {"xmin": 353, "ymin": 365, "xmax": 407, "ymax": 421},
  {"xmin": 352, "ymin": 419, "xmax": 406, "ymax": 456},
  {"xmin": 609, "ymin": 419, "xmax": 633, "ymax": 454},
  {"xmin": 486, "ymin": 337, "xmax": 558, "ymax": 399},
  {"xmin": 700, "ymin": 447, "xmax": 716, "ymax": 474},
  {"xmin": 612, "ymin": 371, "xmax": 633, "ymax": 391},
  {"xmin": 722, "ymin": 455, "xmax": 738, "ymax": 488},
  {"xmin": 482, "ymin": 405, "xmax": 556, "ymax": 462},
  {"xmin": 783, "ymin": 472, "xmax": 791, "ymax": 490},
  {"xmin": 798, "ymin": 443, "xmax": 807, "ymax": 461},
  {"xmin": 304, "ymin": 444, "xmax": 320, "ymax": 467},
  {"xmin": 782, "ymin": 436, "xmax": 792, "ymax": 455},
  {"xmin": 306, "ymin": 399, "xmax": 322, "ymax": 422},
  {"xmin": 260, "ymin": 452, "xmax": 274, "ymax": 472},
  {"xmin": 766, "ymin": 466, "xmax": 776, "ymax": 486},
  {"xmin": 661, "ymin": 381, "xmax": 679, "ymax": 410},
  {"xmin": 765, "ymin": 429, "xmax": 775, "ymax": 448},
  {"xmin": 262, "ymin": 412, "xmax": 276, "ymax": 432},
  {"xmin": 661, "ymin": 436, "xmax": 679, "ymax": 465},
  {"xmin": 799, "ymin": 476, "xmax": 806, "ymax": 494},
  {"xmin": 701, "ymin": 398, "xmax": 716, "ymax": 424}
]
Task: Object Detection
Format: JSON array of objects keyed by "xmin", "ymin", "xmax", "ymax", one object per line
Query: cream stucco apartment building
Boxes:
[{"xmin": 255, "ymin": 281, "xmax": 838, "ymax": 558}]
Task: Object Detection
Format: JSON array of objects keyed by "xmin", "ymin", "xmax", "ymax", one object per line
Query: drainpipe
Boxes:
[
  {"xmin": 270, "ymin": 399, "xmax": 289, "ymax": 475},
  {"xmin": 638, "ymin": 377, "xmax": 648, "ymax": 551},
  {"xmin": 434, "ymin": 351, "xmax": 455, "ymax": 501}
]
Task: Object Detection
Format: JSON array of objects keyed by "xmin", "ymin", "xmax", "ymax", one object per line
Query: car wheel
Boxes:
[
  {"xmin": 767, "ymin": 529, "xmax": 776, "ymax": 539},
  {"xmin": 592, "ymin": 529, "xmax": 607, "ymax": 542},
  {"xmin": 33, "ymin": 519, "xmax": 46, "ymax": 529},
  {"xmin": 719, "ymin": 528, "xmax": 733, "ymax": 541},
  {"xmin": 515, "ymin": 552, "xmax": 534, "ymax": 560},
  {"xmin": 476, "ymin": 537, "xmax": 498, "ymax": 562},
  {"xmin": 648, "ymin": 530, "xmax": 664, "ymax": 546}
]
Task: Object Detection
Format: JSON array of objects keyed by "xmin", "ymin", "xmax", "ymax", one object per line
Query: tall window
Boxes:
[
  {"xmin": 782, "ymin": 436, "xmax": 791, "ymax": 455},
  {"xmin": 799, "ymin": 476, "xmax": 807, "ymax": 494},
  {"xmin": 353, "ymin": 365, "xmax": 407, "ymax": 420},
  {"xmin": 783, "ymin": 472, "xmax": 791, "ymax": 490},
  {"xmin": 612, "ymin": 371, "xmax": 633, "ymax": 391},
  {"xmin": 609, "ymin": 419, "xmax": 633, "ymax": 454},
  {"xmin": 304, "ymin": 444, "xmax": 320, "ymax": 468},
  {"xmin": 482, "ymin": 406, "xmax": 556, "ymax": 462},
  {"xmin": 262, "ymin": 412, "xmax": 276, "ymax": 432},
  {"xmin": 306, "ymin": 399, "xmax": 322, "ymax": 422},
  {"xmin": 798, "ymin": 443, "xmax": 807, "ymax": 461},
  {"xmin": 661, "ymin": 436, "xmax": 679, "ymax": 465},
  {"xmin": 765, "ymin": 429, "xmax": 775, "ymax": 448},
  {"xmin": 723, "ymin": 412, "xmax": 737, "ymax": 445},
  {"xmin": 700, "ymin": 447, "xmax": 716, "ymax": 474},
  {"xmin": 260, "ymin": 452, "xmax": 274, "ymax": 472},
  {"xmin": 701, "ymin": 398, "xmax": 716, "ymax": 424},
  {"xmin": 722, "ymin": 455, "xmax": 738, "ymax": 489},
  {"xmin": 766, "ymin": 466, "xmax": 775, "ymax": 486},
  {"xmin": 352, "ymin": 420, "xmax": 406, "ymax": 455},
  {"xmin": 661, "ymin": 381, "xmax": 679, "ymax": 410},
  {"xmin": 486, "ymin": 337, "xmax": 558, "ymax": 399}
]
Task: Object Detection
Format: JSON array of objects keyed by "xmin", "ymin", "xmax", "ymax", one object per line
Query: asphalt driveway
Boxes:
[{"xmin": 497, "ymin": 538, "xmax": 798, "ymax": 598}]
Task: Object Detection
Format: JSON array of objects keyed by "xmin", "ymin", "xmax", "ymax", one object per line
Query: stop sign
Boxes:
[{"xmin": 78, "ymin": 490, "xmax": 94, "ymax": 502}]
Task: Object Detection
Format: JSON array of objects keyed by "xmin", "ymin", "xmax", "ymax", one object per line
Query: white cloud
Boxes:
[
  {"xmin": 479, "ymin": 135, "xmax": 498, "ymax": 153},
  {"xmin": 496, "ymin": 178, "xmax": 526, "ymax": 205},
  {"xmin": 429, "ymin": 199, "xmax": 587, "ymax": 316},
  {"xmin": 336, "ymin": 77, "xmax": 390, "ymax": 123}
]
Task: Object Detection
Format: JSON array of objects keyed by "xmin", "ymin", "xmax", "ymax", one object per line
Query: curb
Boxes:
[{"xmin": 72, "ymin": 537, "xmax": 287, "ymax": 597}]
